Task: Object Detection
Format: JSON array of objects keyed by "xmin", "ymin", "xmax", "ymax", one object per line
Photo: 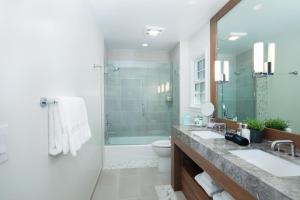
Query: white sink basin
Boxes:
[
  {"xmin": 191, "ymin": 131, "xmax": 224, "ymax": 139},
  {"xmin": 230, "ymin": 149, "xmax": 300, "ymax": 177}
]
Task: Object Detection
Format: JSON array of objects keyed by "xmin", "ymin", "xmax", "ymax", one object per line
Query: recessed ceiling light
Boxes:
[
  {"xmin": 253, "ymin": 3, "xmax": 263, "ymax": 11},
  {"xmin": 228, "ymin": 36, "xmax": 240, "ymax": 41},
  {"xmin": 142, "ymin": 43, "xmax": 149, "ymax": 47},
  {"xmin": 146, "ymin": 26, "xmax": 165, "ymax": 37},
  {"xmin": 227, "ymin": 32, "xmax": 248, "ymax": 41}
]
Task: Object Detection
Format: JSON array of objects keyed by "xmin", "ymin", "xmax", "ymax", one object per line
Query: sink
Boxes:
[
  {"xmin": 190, "ymin": 131, "xmax": 224, "ymax": 139},
  {"xmin": 230, "ymin": 149, "xmax": 300, "ymax": 177}
]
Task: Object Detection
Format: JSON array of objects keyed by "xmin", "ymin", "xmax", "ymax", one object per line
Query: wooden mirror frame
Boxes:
[{"xmin": 210, "ymin": 0, "xmax": 300, "ymax": 147}]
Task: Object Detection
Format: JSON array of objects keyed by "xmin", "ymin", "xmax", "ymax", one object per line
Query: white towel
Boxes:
[
  {"xmin": 48, "ymin": 102, "xmax": 63, "ymax": 156},
  {"xmin": 195, "ymin": 172, "xmax": 223, "ymax": 197},
  {"xmin": 213, "ymin": 191, "xmax": 234, "ymax": 200},
  {"xmin": 48, "ymin": 96, "xmax": 91, "ymax": 156}
]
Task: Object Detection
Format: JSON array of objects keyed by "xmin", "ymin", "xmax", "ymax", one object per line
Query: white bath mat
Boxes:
[{"xmin": 155, "ymin": 185, "xmax": 186, "ymax": 200}]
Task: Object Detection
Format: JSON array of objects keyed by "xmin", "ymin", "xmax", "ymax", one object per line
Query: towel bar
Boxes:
[{"xmin": 40, "ymin": 97, "xmax": 57, "ymax": 108}]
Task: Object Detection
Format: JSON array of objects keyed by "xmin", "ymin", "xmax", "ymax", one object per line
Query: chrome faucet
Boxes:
[
  {"xmin": 271, "ymin": 140, "xmax": 297, "ymax": 157},
  {"xmin": 213, "ymin": 123, "xmax": 227, "ymax": 133}
]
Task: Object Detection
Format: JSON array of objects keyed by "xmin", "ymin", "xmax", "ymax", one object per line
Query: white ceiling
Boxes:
[
  {"xmin": 218, "ymin": 0, "xmax": 300, "ymax": 55},
  {"xmin": 89, "ymin": 0, "xmax": 228, "ymax": 51}
]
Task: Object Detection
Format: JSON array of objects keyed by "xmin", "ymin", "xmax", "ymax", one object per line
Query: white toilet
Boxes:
[{"xmin": 152, "ymin": 140, "xmax": 171, "ymax": 173}]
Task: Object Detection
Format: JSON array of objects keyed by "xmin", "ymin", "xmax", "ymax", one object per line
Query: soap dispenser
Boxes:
[
  {"xmin": 237, "ymin": 122, "xmax": 243, "ymax": 136},
  {"xmin": 241, "ymin": 124, "xmax": 251, "ymax": 142}
]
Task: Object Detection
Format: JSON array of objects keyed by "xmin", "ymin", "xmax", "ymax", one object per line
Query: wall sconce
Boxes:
[
  {"xmin": 157, "ymin": 85, "xmax": 161, "ymax": 94},
  {"xmin": 223, "ymin": 61, "xmax": 230, "ymax": 82},
  {"xmin": 268, "ymin": 43, "xmax": 276, "ymax": 75},
  {"xmin": 160, "ymin": 84, "xmax": 165, "ymax": 93},
  {"xmin": 215, "ymin": 60, "xmax": 230, "ymax": 83},
  {"xmin": 253, "ymin": 42, "xmax": 275, "ymax": 75},
  {"xmin": 165, "ymin": 82, "xmax": 170, "ymax": 92}
]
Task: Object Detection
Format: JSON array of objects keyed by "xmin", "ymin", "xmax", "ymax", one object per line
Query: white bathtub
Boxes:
[
  {"xmin": 104, "ymin": 135, "xmax": 170, "ymax": 169},
  {"xmin": 106, "ymin": 135, "xmax": 169, "ymax": 145}
]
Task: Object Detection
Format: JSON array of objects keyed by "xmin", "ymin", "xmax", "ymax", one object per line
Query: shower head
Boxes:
[
  {"xmin": 112, "ymin": 67, "xmax": 120, "ymax": 72},
  {"xmin": 104, "ymin": 64, "xmax": 120, "ymax": 73}
]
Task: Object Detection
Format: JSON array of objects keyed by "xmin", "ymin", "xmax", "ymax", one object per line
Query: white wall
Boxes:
[
  {"xmin": 179, "ymin": 23, "xmax": 211, "ymax": 123},
  {"xmin": 0, "ymin": 0, "xmax": 104, "ymax": 200}
]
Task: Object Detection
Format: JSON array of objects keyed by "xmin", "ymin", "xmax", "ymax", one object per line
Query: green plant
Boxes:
[
  {"xmin": 244, "ymin": 119, "xmax": 265, "ymax": 131},
  {"xmin": 265, "ymin": 118, "xmax": 289, "ymax": 131}
]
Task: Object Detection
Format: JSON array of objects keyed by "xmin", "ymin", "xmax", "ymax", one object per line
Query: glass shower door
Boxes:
[{"xmin": 104, "ymin": 62, "xmax": 172, "ymax": 145}]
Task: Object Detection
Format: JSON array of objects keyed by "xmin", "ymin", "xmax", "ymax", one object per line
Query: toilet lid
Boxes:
[{"xmin": 152, "ymin": 140, "xmax": 171, "ymax": 148}]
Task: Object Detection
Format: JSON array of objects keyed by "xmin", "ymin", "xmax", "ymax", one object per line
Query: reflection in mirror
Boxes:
[{"xmin": 216, "ymin": 0, "xmax": 300, "ymax": 133}]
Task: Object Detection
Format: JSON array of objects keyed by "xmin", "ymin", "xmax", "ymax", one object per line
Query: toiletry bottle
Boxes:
[
  {"xmin": 237, "ymin": 122, "xmax": 242, "ymax": 136},
  {"xmin": 242, "ymin": 124, "xmax": 251, "ymax": 143},
  {"xmin": 183, "ymin": 113, "xmax": 191, "ymax": 126}
]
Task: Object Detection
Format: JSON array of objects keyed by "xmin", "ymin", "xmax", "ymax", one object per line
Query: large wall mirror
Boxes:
[{"xmin": 215, "ymin": 0, "xmax": 300, "ymax": 134}]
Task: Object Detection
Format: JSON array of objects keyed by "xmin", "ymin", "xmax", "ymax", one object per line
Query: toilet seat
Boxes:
[{"xmin": 152, "ymin": 140, "xmax": 171, "ymax": 148}]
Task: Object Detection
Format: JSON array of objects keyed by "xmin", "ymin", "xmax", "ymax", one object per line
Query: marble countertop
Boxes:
[{"xmin": 173, "ymin": 125, "xmax": 300, "ymax": 200}]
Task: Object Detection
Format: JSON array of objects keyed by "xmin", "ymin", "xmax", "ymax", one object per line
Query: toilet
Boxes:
[{"xmin": 152, "ymin": 140, "xmax": 171, "ymax": 173}]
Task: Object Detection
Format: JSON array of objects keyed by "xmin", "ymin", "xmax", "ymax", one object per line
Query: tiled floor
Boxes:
[{"xmin": 92, "ymin": 167, "xmax": 184, "ymax": 200}]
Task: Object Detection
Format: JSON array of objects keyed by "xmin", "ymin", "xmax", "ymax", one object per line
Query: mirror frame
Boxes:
[{"xmin": 210, "ymin": 0, "xmax": 300, "ymax": 147}]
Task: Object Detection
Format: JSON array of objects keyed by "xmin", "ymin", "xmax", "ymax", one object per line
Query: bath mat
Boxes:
[{"xmin": 155, "ymin": 185, "xmax": 186, "ymax": 200}]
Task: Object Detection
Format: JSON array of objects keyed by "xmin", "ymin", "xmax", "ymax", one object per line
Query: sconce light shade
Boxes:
[
  {"xmin": 254, "ymin": 42, "xmax": 264, "ymax": 73},
  {"xmin": 223, "ymin": 61, "xmax": 230, "ymax": 82},
  {"xmin": 268, "ymin": 43, "xmax": 276, "ymax": 74},
  {"xmin": 161, "ymin": 84, "xmax": 165, "ymax": 93},
  {"xmin": 215, "ymin": 60, "xmax": 222, "ymax": 82},
  {"xmin": 157, "ymin": 85, "xmax": 161, "ymax": 94},
  {"xmin": 165, "ymin": 82, "xmax": 170, "ymax": 92}
]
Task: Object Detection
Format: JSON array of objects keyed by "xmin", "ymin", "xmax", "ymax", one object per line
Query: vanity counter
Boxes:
[{"xmin": 172, "ymin": 125, "xmax": 300, "ymax": 200}]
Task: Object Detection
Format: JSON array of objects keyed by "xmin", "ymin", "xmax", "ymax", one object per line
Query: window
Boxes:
[{"xmin": 192, "ymin": 56, "xmax": 206, "ymax": 106}]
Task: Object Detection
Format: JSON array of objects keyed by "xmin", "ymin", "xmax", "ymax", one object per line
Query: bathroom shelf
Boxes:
[
  {"xmin": 181, "ymin": 167, "xmax": 212, "ymax": 200},
  {"xmin": 171, "ymin": 128, "xmax": 256, "ymax": 200},
  {"xmin": 180, "ymin": 151, "xmax": 211, "ymax": 200}
]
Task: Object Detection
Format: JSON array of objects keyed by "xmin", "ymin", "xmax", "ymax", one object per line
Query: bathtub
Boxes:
[
  {"xmin": 106, "ymin": 135, "xmax": 169, "ymax": 145},
  {"xmin": 104, "ymin": 135, "xmax": 170, "ymax": 169}
]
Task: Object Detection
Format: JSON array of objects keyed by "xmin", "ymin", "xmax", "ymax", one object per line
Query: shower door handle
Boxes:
[{"xmin": 142, "ymin": 103, "xmax": 145, "ymax": 117}]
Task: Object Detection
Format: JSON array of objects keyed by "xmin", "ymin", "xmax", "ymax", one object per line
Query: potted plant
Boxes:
[
  {"xmin": 265, "ymin": 118, "xmax": 289, "ymax": 131},
  {"xmin": 244, "ymin": 119, "xmax": 265, "ymax": 143}
]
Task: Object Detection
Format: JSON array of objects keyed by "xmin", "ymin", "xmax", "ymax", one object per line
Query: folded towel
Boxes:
[
  {"xmin": 213, "ymin": 191, "xmax": 234, "ymax": 200},
  {"xmin": 48, "ymin": 96, "xmax": 91, "ymax": 156},
  {"xmin": 48, "ymin": 102, "xmax": 63, "ymax": 156},
  {"xmin": 195, "ymin": 172, "xmax": 223, "ymax": 197}
]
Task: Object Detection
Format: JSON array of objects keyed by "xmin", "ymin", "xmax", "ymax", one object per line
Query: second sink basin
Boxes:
[
  {"xmin": 230, "ymin": 149, "xmax": 300, "ymax": 177},
  {"xmin": 190, "ymin": 131, "xmax": 224, "ymax": 139}
]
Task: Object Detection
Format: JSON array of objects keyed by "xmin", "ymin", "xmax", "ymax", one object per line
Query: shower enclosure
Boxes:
[{"xmin": 104, "ymin": 61, "xmax": 175, "ymax": 145}]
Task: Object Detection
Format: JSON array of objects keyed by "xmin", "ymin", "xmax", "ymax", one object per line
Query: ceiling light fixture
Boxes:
[
  {"xmin": 227, "ymin": 32, "xmax": 248, "ymax": 41},
  {"xmin": 142, "ymin": 43, "xmax": 149, "ymax": 47},
  {"xmin": 146, "ymin": 26, "xmax": 165, "ymax": 37},
  {"xmin": 253, "ymin": 3, "xmax": 263, "ymax": 11},
  {"xmin": 228, "ymin": 36, "xmax": 240, "ymax": 41}
]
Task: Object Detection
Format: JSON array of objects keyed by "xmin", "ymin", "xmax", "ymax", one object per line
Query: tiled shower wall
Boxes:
[
  {"xmin": 105, "ymin": 61, "xmax": 172, "ymax": 140},
  {"xmin": 235, "ymin": 50, "xmax": 256, "ymax": 121}
]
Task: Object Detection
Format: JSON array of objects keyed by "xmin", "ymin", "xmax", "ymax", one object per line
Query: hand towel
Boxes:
[
  {"xmin": 213, "ymin": 191, "xmax": 234, "ymax": 200},
  {"xmin": 55, "ymin": 96, "xmax": 91, "ymax": 156},
  {"xmin": 48, "ymin": 102, "xmax": 63, "ymax": 156},
  {"xmin": 195, "ymin": 172, "xmax": 223, "ymax": 197},
  {"xmin": 48, "ymin": 96, "xmax": 91, "ymax": 156}
]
